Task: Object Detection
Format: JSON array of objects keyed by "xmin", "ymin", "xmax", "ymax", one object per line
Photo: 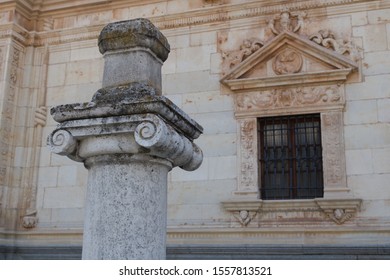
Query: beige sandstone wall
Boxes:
[{"xmin": 0, "ymin": 0, "xmax": 389, "ymax": 249}]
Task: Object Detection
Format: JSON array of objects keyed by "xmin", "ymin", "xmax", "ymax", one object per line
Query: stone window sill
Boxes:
[{"xmin": 222, "ymin": 198, "xmax": 362, "ymax": 226}]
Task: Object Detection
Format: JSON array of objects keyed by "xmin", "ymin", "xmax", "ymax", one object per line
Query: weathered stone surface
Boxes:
[
  {"xmin": 98, "ymin": 18, "xmax": 170, "ymax": 61},
  {"xmin": 82, "ymin": 154, "xmax": 170, "ymax": 259},
  {"xmin": 47, "ymin": 18, "xmax": 203, "ymax": 260}
]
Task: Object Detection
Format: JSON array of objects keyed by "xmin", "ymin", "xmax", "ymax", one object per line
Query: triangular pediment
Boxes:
[{"xmin": 221, "ymin": 31, "xmax": 358, "ymax": 92}]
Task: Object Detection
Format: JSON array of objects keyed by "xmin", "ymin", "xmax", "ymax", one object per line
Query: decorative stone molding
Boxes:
[
  {"xmin": 22, "ymin": 210, "xmax": 38, "ymax": 229},
  {"xmin": 236, "ymin": 119, "xmax": 258, "ymax": 195},
  {"xmin": 219, "ymin": 10, "xmax": 360, "ymax": 223},
  {"xmin": 316, "ymin": 199, "xmax": 362, "ymax": 224},
  {"xmin": 222, "ymin": 198, "xmax": 362, "ymax": 226},
  {"xmin": 236, "ymin": 85, "xmax": 344, "ymax": 116},
  {"xmin": 221, "ymin": 31, "xmax": 358, "ymax": 92},
  {"xmin": 34, "ymin": 106, "xmax": 47, "ymax": 127},
  {"xmin": 267, "ymin": 10, "xmax": 306, "ymax": 35}
]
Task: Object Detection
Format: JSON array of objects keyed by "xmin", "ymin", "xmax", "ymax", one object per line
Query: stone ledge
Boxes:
[
  {"xmin": 2, "ymin": 245, "xmax": 389, "ymax": 260},
  {"xmin": 222, "ymin": 198, "xmax": 362, "ymax": 226}
]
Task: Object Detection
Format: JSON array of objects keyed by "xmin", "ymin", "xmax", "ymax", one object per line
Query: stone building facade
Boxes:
[{"xmin": 0, "ymin": 0, "xmax": 389, "ymax": 259}]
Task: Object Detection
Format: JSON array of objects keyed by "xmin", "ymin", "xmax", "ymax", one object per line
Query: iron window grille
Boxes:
[{"xmin": 258, "ymin": 114, "xmax": 324, "ymax": 200}]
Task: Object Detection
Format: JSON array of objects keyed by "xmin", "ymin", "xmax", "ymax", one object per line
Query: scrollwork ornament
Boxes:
[
  {"xmin": 134, "ymin": 120, "xmax": 162, "ymax": 148},
  {"xmin": 47, "ymin": 129, "xmax": 77, "ymax": 156}
]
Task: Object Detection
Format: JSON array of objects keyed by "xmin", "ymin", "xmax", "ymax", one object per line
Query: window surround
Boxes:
[{"xmin": 220, "ymin": 30, "xmax": 362, "ymax": 226}]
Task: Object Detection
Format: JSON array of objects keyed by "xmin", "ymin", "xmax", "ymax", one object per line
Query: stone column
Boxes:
[{"xmin": 47, "ymin": 19, "xmax": 203, "ymax": 260}]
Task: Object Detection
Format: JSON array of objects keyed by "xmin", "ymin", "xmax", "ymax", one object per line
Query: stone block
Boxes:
[
  {"xmin": 210, "ymin": 52, "xmax": 222, "ymax": 74},
  {"xmin": 167, "ymin": 204, "xmax": 204, "ymax": 223},
  {"xmin": 378, "ymin": 98, "xmax": 390, "ymax": 123},
  {"xmin": 345, "ymin": 149, "xmax": 373, "ymax": 175},
  {"xmin": 344, "ymin": 100, "xmax": 378, "ymax": 125},
  {"xmin": 372, "ymin": 148, "xmax": 390, "ymax": 174},
  {"xmin": 196, "ymin": 133, "xmax": 237, "ymax": 157},
  {"xmin": 182, "ymin": 91, "xmax": 234, "ymax": 114},
  {"xmin": 191, "ymin": 111, "xmax": 236, "ymax": 134},
  {"xmin": 367, "ymin": 8, "xmax": 390, "ymax": 24},
  {"xmin": 190, "ymin": 31, "xmax": 217, "ymax": 46},
  {"xmin": 162, "ymin": 49, "xmax": 176, "ymax": 75},
  {"xmin": 362, "ymin": 51, "xmax": 390, "ymax": 76},
  {"xmin": 65, "ymin": 59, "xmax": 103, "ymax": 85},
  {"xmin": 168, "ymin": 179, "xmax": 236, "ymax": 205},
  {"xmin": 50, "ymin": 153, "xmax": 75, "ymax": 166},
  {"xmin": 353, "ymin": 24, "xmax": 387, "ymax": 52},
  {"xmin": 346, "ymin": 74, "xmax": 390, "ymax": 100},
  {"xmin": 39, "ymin": 147, "xmax": 51, "ymax": 167},
  {"xmin": 387, "ymin": 23, "xmax": 390, "ymax": 50},
  {"xmin": 14, "ymin": 147, "xmax": 27, "ymax": 168},
  {"xmin": 344, "ymin": 123, "xmax": 390, "ymax": 150},
  {"xmin": 171, "ymin": 157, "xmax": 209, "ymax": 182},
  {"xmin": 43, "ymin": 186, "xmax": 85, "ymax": 208},
  {"xmin": 47, "ymin": 64, "xmax": 66, "ymax": 87},
  {"xmin": 168, "ymin": 33, "xmax": 190, "ymax": 49},
  {"xmin": 208, "ymin": 156, "xmax": 237, "ymax": 180},
  {"xmin": 176, "ymin": 45, "xmax": 216, "ymax": 73},
  {"xmin": 49, "ymin": 50, "xmax": 70, "ymax": 65},
  {"xmin": 51, "ymin": 208, "xmax": 84, "ymax": 224},
  {"xmin": 351, "ymin": 11, "xmax": 368, "ymax": 26},
  {"xmin": 163, "ymin": 94, "xmax": 182, "ymax": 108},
  {"xmin": 128, "ymin": 2, "xmax": 167, "ymax": 18},
  {"xmin": 358, "ymin": 199, "xmax": 390, "ymax": 217},
  {"xmin": 347, "ymin": 174, "xmax": 390, "ymax": 200},
  {"xmin": 37, "ymin": 166, "xmax": 58, "ymax": 187},
  {"xmin": 70, "ymin": 44, "xmax": 101, "ymax": 61},
  {"xmin": 36, "ymin": 208, "xmax": 52, "ymax": 225},
  {"xmin": 163, "ymin": 71, "xmax": 220, "ymax": 94},
  {"xmin": 58, "ymin": 165, "xmax": 79, "ymax": 187}
]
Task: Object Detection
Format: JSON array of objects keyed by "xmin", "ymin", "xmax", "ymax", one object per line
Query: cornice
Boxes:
[{"xmin": 0, "ymin": 0, "xmax": 386, "ymax": 47}]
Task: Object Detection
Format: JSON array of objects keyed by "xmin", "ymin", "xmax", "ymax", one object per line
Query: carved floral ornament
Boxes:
[{"xmin": 220, "ymin": 10, "xmax": 361, "ymax": 84}]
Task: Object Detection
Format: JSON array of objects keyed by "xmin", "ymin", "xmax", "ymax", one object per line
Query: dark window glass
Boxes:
[{"xmin": 258, "ymin": 114, "xmax": 323, "ymax": 200}]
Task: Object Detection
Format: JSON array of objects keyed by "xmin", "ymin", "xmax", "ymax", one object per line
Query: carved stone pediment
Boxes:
[{"xmin": 221, "ymin": 31, "xmax": 358, "ymax": 92}]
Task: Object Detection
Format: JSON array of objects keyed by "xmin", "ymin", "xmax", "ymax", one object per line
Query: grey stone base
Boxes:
[{"xmin": 1, "ymin": 245, "xmax": 390, "ymax": 260}]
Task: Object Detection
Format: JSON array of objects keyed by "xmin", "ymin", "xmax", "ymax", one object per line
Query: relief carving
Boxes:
[
  {"xmin": 272, "ymin": 48, "xmax": 303, "ymax": 75},
  {"xmin": 233, "ymin": 210, "xmax": 258, "ymax": 226},
  {"xmin": 267, "ymin": 10, "xmax": 306, "ymax": 35},
  {"xmin": 322, "ymin": 112, "xmax": 345, "ymax": 186},
  {"xmin": 34, "ymin": 106, "xmax": 47, "ymax": 127},
  {"xmin": 238, "ymin": 119, "xmax": 257, "ymax": 189},
  {"xmin": 222, "ymin": 38, "xmax": 264, "ymax": 74},
  {"xmin": 309, "ymin": 29, "xmax": 362, "ymax": 62},
  {"xmin": 22, "ymin": 210, "xmax": 38, "ymax": 229},
  {"xmin": 236, "ymin": 85, "xmax": 342, "ymax": 111}
]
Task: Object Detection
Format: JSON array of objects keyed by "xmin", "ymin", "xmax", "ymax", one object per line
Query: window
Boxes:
[{"xmin": 258, "ymin": 114, "xmax": 323, "ymax": 200}]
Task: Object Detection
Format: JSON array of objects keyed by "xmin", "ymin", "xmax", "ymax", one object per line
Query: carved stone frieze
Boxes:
[
  {"xmin": 237, "ymin": 119, "xmax": 258, "ymax": 192},
  {"xmin": 321, "ymin": 111, "xmax": 347, "ymax": 189},
  {"xmin": 222, "ymin": 199, "xmax": 361, "ymax": 227},
  {"xmin": 236, "ymin": 85, "xmax": 343, "ymax": 113}
]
